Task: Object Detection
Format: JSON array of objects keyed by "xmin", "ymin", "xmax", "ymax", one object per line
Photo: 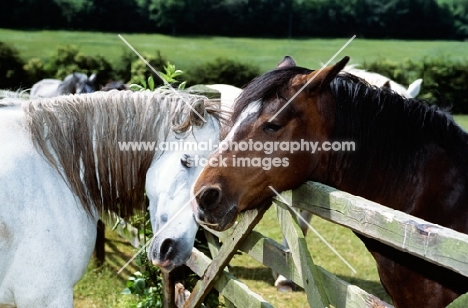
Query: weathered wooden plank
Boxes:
[
  {"xmin": 203, "ymin": 230, "xmax": 235, "ymax": 308},
  {"xmin": 162, "ymin": 271, "xmax": 177, "ymax": 308},
  {"xmin": 186, "ymin": 248, "xmax": 273, "ymax": 308},
  {"xmin": 282, "ymin": 181, "xmax": 468, "ymax": 277},
  {"xmin": 238, "ymin": 230, "xmax": 304, "ymax": 286},
  {"xmin": 276, "ymin": 203, "xmax": 329, "ymax": 308},
  {"xmin": 204, "ymin": 230, "xmax": 222, "ymax": 261},
  {"xmin": 183, "ymin": 206, "xmax": 269, "ymax": 308},
  {"xmin": 101, "ymin": 211, "xmax": 142, "ymax": 248},
  {"xmin": 233, "ymin": 221, "xmax": 393, "ymax": 307}
]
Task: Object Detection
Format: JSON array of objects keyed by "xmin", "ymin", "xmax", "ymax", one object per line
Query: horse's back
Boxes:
[
  {"xmin": 30, "ymin": 79, "xmax": 61, "ymax": 99},
  {"xmin": 206, "ymin": 84, "xmax": 242, "ymax": 111}
]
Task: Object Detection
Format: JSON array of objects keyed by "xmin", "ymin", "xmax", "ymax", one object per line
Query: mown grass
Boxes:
[
  {"xmin": 1, "ymin": 28, "xmax": 467, "ymax": 74},
  {"xmin": 73, "ymin": 228, "xmax": 140, "ymax": 308}
]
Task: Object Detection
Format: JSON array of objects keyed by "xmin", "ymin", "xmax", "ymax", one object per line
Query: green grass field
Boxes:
[{"xmin": 1, "ymin": 28, "xmax": 467, "ymax": 73}]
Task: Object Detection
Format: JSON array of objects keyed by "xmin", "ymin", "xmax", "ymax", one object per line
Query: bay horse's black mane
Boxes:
[
  {"xmin": 235, "ymin": 66, "xmax": 468, "ymax": 199},
  {"xmin": 330, "ymin": 72, "xmax": 468, "ymax": 192}
]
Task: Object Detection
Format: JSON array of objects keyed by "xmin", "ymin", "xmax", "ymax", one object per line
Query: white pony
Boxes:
[
  {"xmin": 342, "ymin": 65, "xmax": 422, "ymax": 98},
  {"xmin": 147, "ymin": 85, "xmax": 236, "ymax": 272},
  {"xmin": 30, "ymin": 72, "xmax": 97, "ymax": 99},
  {"xmin": 0, "ymin": 89, "xmax": 228, "ymax": 307}
]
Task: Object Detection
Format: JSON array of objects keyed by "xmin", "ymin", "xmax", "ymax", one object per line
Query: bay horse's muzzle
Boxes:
[{"xmin": 193, "ymin": 185, "xmax": 237, "ymax": 231}]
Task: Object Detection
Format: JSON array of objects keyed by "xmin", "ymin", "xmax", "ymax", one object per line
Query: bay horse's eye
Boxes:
[
  {"xmin": 263, "ymin": 122, "xmax": 282, "ymax": 133},
  {"xmin": 181, "ymin": 154, "xmax": 193, "ymax": 168}
]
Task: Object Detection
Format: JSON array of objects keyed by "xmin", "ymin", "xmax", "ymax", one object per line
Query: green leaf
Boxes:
[
  {"xmin": 129, "ymin": 84, "xmax": 144, "ymax": 91},
  {"xmin": 178, "ymin": 81, "xmax": 187, "ymax": 90},
  {"xmin": 148, "ymin": 76, "xmax": 155, "ymax": 91},
  {"xmin": 134, "ymin": 278, "xmax": 146, "ymax": 294}
]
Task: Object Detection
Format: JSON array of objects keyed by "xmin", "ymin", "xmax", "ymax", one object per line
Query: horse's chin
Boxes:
[
  {"xmin": 195, "ymin": 214, "xmax": 235, "ymax": 232},
  {"xmin": 152, "ymin": 259, "xmax": 178, "ymax": 273},
  {"xmin": 240, "ymin": 195, "xmax": 274, "ymax": 213}
]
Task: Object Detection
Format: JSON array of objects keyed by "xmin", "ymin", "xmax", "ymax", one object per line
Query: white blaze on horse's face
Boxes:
[
  {"xmin": 222, "ymin": 100, "xmax": 261, "ymax": 145},
  {"xmin": 146, "ymin": 114, "xmax": 220, "ymax": 272}
]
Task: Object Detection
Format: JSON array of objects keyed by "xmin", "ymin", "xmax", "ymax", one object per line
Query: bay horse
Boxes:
[
  {"xmin": 30, "ymin": 72, "xmax": 97, "ymax": 99},
  {"xmin": 0, "ymin": 89, "xmax": 227, "ymax": 307},
  {"xmin": 192, "ymin": 56, "xmax": 468, "ymax": 307}
]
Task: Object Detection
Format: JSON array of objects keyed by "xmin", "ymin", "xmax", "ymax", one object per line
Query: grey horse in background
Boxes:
[{"xmin": 30, "ymin": 72, "xmax": 97, "ymax": 99}]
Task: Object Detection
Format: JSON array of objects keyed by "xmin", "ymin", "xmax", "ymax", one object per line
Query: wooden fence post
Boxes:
[
  {"xmin": 163, "ymin": 271, "xmax": 177, "ymax": 308},
  {"xmin": 94, "ymin": 219, "xmax": 105, "ymax": 266},
  {"xmin": 183, "ymin": 205, "xmax": 269, "ymax": 307}
]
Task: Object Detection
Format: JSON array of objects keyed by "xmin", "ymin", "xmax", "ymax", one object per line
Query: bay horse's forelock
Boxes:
[{"xmin": 24, "ymin": 90, "xmax": 225, "ymax": 218}]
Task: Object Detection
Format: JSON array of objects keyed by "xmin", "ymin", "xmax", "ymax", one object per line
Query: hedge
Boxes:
[{"xmin": 1, "ymin": 42, "xmax": 467, "ymax": 114}]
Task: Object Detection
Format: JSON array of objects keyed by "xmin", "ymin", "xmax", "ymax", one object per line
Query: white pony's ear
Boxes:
[
  {"xmin": 277, "ymin": 56, "xmax": 296, "ymax": 68},
  {"xmin": 407, "ymin": 78, "xmax": 423, "ymax": 98},
  {"xmin": 190, "ymin": 99, "xmax": 206, "ymax": 127}
]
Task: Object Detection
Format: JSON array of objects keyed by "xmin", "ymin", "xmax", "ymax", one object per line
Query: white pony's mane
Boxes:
[{"xmin": 23, "ymin": 89, "xmax": 225, "ymax": 217}]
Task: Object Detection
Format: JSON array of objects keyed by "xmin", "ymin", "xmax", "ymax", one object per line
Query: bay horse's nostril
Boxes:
[{"xmin": 197, "ymin": 186, "xmax": 222, "ymax": 211}]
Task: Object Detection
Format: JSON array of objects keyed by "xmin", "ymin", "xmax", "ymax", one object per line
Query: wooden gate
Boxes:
[{"xmin": 178, "ymin": 181, "xmax": 468, "ymax": 308}]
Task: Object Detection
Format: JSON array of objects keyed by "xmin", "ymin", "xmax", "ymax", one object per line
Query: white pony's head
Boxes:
[{"xmin": 146, "ymin": 95, "xmax": 230, "ymax": 272}]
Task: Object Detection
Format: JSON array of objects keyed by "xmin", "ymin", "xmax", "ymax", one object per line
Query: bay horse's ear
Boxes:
[
  {"xmin": 277, "ymin": 56, "xmax": 296, "ymax": 68},
  {"xmin": 305, "ymin": 56, "xmax": 350, "ymax": 90}
]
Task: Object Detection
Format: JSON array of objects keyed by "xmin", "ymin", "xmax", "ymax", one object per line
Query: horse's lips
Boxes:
[{"xmin": 152, "ymin": 259, "xmax": 175, "ymax": 272}]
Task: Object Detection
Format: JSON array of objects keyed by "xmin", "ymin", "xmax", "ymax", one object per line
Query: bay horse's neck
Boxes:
[{"xmin": 322, "ymin": 77, "xmax": 468, "ymax": 226}]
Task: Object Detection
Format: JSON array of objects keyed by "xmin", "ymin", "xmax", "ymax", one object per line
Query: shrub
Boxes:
[
  {"xmin": 115, "ymin": 50, "xmax": 137, "ymax": 85},
  {"xmin": 185, "ymin": 58, "xmax": 260, "ymax": 88},
  {"xmin": 128, "ymin": 50, "xmax": 168, "ymax": 85},
  {"xmin": 418, "ymin": 57, "xmax": 468, "ymax": 114},
  {"xmin": 0, "ymin": 42, "xmax": 27, "ymax": 90},
  {"xmin": 23, "ymin": 57, "xmax": 48, "ymax": 85},
  {"xmin": 362, "ymin": 57, "xmax": 468, "ymax": 114},
  {"xmin": 46, "ymin": 45, "xmax": 114, "ymax": 87}
]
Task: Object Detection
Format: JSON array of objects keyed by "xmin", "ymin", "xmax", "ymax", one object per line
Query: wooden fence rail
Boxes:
[{"xmin": 179, "ymin": 181, "xmax": 468, "ymax": 308}]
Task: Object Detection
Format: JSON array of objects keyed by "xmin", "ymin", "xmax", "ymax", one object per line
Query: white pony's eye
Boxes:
[{"xmin": 181, "ymin": 154, "xmax": 193, "ymax": 168}]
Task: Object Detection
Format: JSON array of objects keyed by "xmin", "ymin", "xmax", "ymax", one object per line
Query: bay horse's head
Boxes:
[{"xmin": 192, "ymin": 56, "xmax": 350, "ymax": 231}]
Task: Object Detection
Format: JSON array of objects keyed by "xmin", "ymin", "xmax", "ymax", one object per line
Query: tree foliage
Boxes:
[{"xmin": 1, "ymin": 0, "xmax": 468, "ymax": 39}]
